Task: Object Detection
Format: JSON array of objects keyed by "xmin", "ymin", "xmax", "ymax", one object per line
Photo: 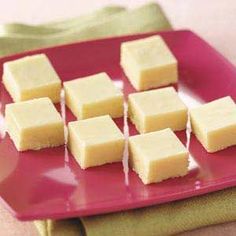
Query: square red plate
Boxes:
[{"xmin": 0, "ymin": 30, "xmax": 236, "ymax": 221}]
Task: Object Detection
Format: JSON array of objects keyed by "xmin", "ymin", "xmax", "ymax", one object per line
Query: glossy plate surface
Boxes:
[{"xmin": 0, "ymin": 30, "xmax": 236, "ymax": 220}]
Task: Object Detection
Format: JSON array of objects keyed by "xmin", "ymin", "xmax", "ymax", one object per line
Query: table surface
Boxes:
[{"xmin": 0, "ymin": 0, "xmax": 236, "ymax": 235}]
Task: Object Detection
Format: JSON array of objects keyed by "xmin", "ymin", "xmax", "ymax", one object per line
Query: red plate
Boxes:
[{"xmin": 0, "ymin": 30, "xmax": 236, "ymax": 221}]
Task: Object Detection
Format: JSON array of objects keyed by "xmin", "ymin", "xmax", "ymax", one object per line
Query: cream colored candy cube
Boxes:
[
  {"xmin": 120, "ymin": 35, "xmax": 178, "ymax": 91},
  {"xmin": 68, "ymin": 115, "xmax": 125, "ymax": 169},
  {"xmin": 128, "ymin": 87, "xmax": 187, "ymax": 133},
  {"xmin": 3, "ymin": 54, "xmax": 61, "ymax": 103},
  {"xmin": 129, "ymin": 128, "xmax": 189, "ymax": 184},
  {"xmin": 5, "ymin": 97, "xmax": 65, "ymax": 151},
  {"xmin": 190, "ymin": 96, "xmax": 236, "ymax": 153},
  {"xmin": 64, "ymin": 72, "xmax": 124, "ymax": 119}
]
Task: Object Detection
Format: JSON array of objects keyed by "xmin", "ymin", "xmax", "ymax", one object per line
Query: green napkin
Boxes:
[
  {"xmin": 0, "ymin": 3, "xmax": 171, "ymax": 57},
  {"xmin": 35, "ymin": 188, "xmax": 236, "ymax": 236},
  {"xmin": 1, "ymin": 2, "xmax": 235, "ymax": 235},
  {"xmin": 0, "ymin": 6, "xmax": 126, "ymax": 36}
]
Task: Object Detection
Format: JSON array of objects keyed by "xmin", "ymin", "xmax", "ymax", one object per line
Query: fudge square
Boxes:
[
  {"xmin": 68, "ymin": 115, "xmax": 125, "ymax": 169},
  {"xmin": 64, "ymin": 72, "xmax": 124, "ymax": 119},
  {"xmin": 190, "ymin": 96, "xmax": 236, "ymax": 153},
  {"xmin": 128, "ymin": 87, "xmax": 187, "ymax": 133},
  {"xmin": 129, "ymin": 128, "xmax": 189, "ymax": 184},
  {"xmin": 120, "ymin": 35, "xmax": 178, "ymax": 91},
  {"xmin": 3, "ymin": 54, "xmax": 61, "ymax": 103},
  {"xmin": 5, "ymin": 97, "xmax": 65, "ymax": 151}
]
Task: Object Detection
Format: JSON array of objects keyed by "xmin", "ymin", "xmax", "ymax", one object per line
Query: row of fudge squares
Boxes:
[
  {"xmin": 3, "ymin": 52, "xmax": 182, "ymax": 127},
  {"xmin": 5, "ymin": 98, "xmax": 188, "ymax": 184},
  {"xmin": 130, "ymin": 91, "xmax": 236, "ymax": 153},
  {"xmin": 3, "ymin": 35, "xmax": 178, "ymax": 106},
  {"xmin": 3, "ymin": 53, "xmax": 180, "ymax": 126},
  {"xmin": 5, "ymin": 96, "xmax": 236, "ymax": 183},
  {"xmin": 3, "ymin": 54, "xmax": 124, "ymax": 119},
  {"xmin": 5, "ymin": 80, "xmax": 236, "ymax": 155}
]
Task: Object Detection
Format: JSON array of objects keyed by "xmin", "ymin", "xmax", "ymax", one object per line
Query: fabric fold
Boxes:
[
  {"xmin": 81, "ymin": 187, "xmax": 236, "ymax": 236},
  {"xmin": 34, "ymin": 187, "xmax": 236, "ymax": 236},
  {"xmin": 0, "ymin": 3, "xmax": 171, "ymax": 57},
  {"xmin": 0, "ymin": 6, "xmax": 126, "ymax": 36}
]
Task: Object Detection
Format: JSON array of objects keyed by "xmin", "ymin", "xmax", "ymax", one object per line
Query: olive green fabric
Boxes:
[
  {"xmin": 0, "ymin": 3, "xmax": 171, "ymax": 57},
  {"xmin": 34, "ymin": 188, "xmax": 236, "ymax": 236},
  {"xmin": 2, "ymin": 2, "xmax": 235, "ymax": 236},
  {"xmin": 83, "ymin": 187, "xmax": 236, "ymax": 236},
  {"xmin": 35, "ymin": 219, "xmax": 83, "ymax": 236},
  {"xmin": 0, "ymin": 6, "xmax": 126, "ymax": 36}
]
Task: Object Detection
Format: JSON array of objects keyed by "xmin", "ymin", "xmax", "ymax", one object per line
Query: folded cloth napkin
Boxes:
[
  {"xmin": 0, "ymin": 3, "xmax": 171, "ymax": 57},
  {"xmin": 0, "ymin": 6, "xmax": 126, "ymax": 36},
  {"xmin": 34, "ymin": 187, "xmax": 236, "ymax": 236},
  {"xmin": 1, "ymin": 2, "xmax": 235, "ymax": 236}
]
